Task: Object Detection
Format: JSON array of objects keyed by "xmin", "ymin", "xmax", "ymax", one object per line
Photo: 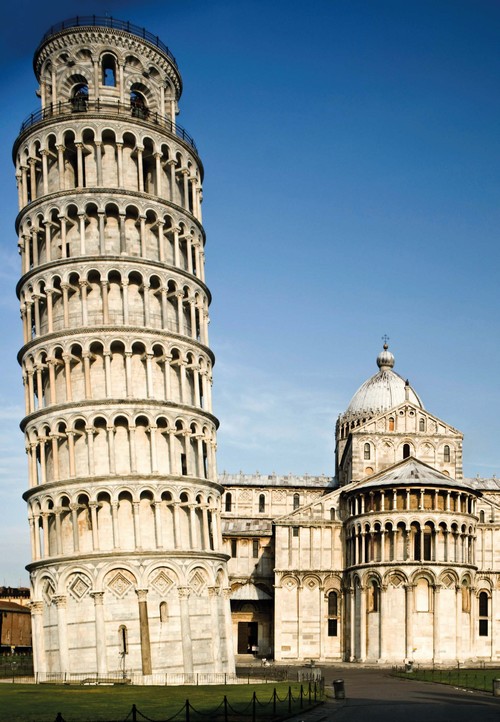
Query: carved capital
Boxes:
[{"xmin": 135, "ymin": 588, "xmax": 149, "ymax": 603}]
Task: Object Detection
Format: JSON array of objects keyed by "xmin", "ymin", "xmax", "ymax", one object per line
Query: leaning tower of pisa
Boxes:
[{"xmin": 13, "ymin": 16, "xmax": 234, "ymax": 679}]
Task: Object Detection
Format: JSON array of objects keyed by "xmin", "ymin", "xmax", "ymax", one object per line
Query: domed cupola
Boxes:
[{"xmin": 342, "ymin": 343, "xmax": 424, "ymax": 421}]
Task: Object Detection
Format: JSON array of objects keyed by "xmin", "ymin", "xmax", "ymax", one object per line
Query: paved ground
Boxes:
[{"xmin": 287, "ymin": 667, "xmax": 500, "ymax": 721}]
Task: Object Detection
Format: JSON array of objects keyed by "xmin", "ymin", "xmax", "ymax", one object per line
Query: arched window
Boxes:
[
  {"xmin": 102, "ymin": 54, "xmax": 117, "ymax": 86},
  {"xmin": 443, "ymin": 445, "xmax": 451, "ymax": 463},
  {"xmin": 327, "ymin": 591, "xmax": 339, "ymax": 636},
  {"xmin": 71, "ymin": 83, "xmax": 88, "ymax": 112},
  {"xmin": 419, "ymin": 418, "xmax": 426, "ymax": 432},
  {"xmin": 388, "ymin": 417, "xmax": 395, "ymax": 432},
  {"xmin": 258, "ymin": 494, "xmax": 265, "ymax": 513},
  {"xmin": 364, "ymin": 443, "xmax": 371, "ymax": 460},
  {"xmin": 225, "ymin": 492, "xmax": 232, "ymax": 512},
  {"xmin": 479, "ymin": 592, "xmax": 489, "ymax": 636},
  {"xmin": 130, "ymin": 90, "xmax": 148, "ymax": 119},
  {"xmin": 159, "ymin": 601, "xmax": 168, "ymax": 622},
  {"xmin": 403, "ymin": 443, "xmax": 410, "ymax": 459},
  {"xmin": 479, "ymin": 510, "xmax": 485, "ymax": 523},
  {"xmin": 118, "ymin": 625, "xmax": 128, "ymax": 654},
  {"xmin": 293, "ymin": 493, "xmax": 300, "ymax": 510},
  {"xmin": 330, "ymin": 508, "xmax": 336, "ymax": 521}
]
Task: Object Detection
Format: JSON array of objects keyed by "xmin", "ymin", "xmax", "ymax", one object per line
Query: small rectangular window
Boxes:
[
  {"xmin": 292, "ymin": 527, "xmax": 299, "ymax": 538},
  {"xmin": 479, "ymin": 619, "xmax": 488, "ymax": 637},
  {"xmin": 252, "ymin": 539, "xmax": 259, "ymax": 558},
  {"xmin": 231, "ymin": 539, "xmax": 237, "ymax": 557},
  {"xmin": 328, "ymin": 619, "xmax": 338, "ymax": 637},
  {"xmin": 181, "ymin": 453, "xmax": 187, "ymax": 475}
]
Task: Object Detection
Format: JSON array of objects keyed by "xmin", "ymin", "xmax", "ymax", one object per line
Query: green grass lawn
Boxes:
[
  {"xmin": 0, "ymin": 681, "xmax": 323, "ymax": 722},
  {"xmin": 393, "ymin": 667, "xmax": 500, "ymax": 693}
]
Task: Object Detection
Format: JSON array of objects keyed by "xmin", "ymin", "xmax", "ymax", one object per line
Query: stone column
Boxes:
[
  {"xmin": 41, "ymin": 512, "xmax": 49, "ymax": 557},
  {"xmin": 455, "ymin": 585, "xmax": 462, "ymax": 661},
  {"xmin": 54, "ymin": 507, "xmax": 62, "ymax": 555},
  {"xmin": 379, "ymin": 584, "xmax": 387, "ymax": 661},
  {"xmin": 208, "ymin": 587, "xmax": 223, "ymax": 672},
  {"xmin": 46, "ymin": 289, "xmax": 54, "ymax": 333},
  {"xmin": 98, "ymin": 212, "xmax": 106, "ymax": 254},
  {"xmin": 89, "ymin": 502, "xmax": 99, "ymax": 551},
  {"xmin": 178, "ymin": 587, "xmax": 194, "ymax": 673},
  {"xmin": 41, "ymin": 149, "xmax": 49, "ymax": 195},
  {"xmin": 405, "ymin": 584, "xmax": 414, "ymax": 660},
  {"xmin": 83, "ymin": 353, "xmax": 92, "ymax": 399},
  {"xmin": 91, "ymin": 592, "xmax": 107, "ymax": 675},
  {"xmin": 70, "ymin": 504, "xmax": 79, "ymax": 552},
  {"xmin": 168, "ymin": 160, "xmax": 177, "ymax": 204},
  {"xmin": 132, "ymin": 501, "xmax": 141, "ymax": 548},
  {"xmin": 95, "ymin": 141, "xmax": 103, "ymax": 186},
  {"xmin": 116, "ymin": 142, "xmax": 124, "ymax": 186},
  {"xmin": 136, "ymin": 589, "xmax": 152, "ymax": 675},
  {"xmin": 75, "ymin": 143, "xmax": 84, "ymax": 188},
  {"xmin": 154, "ymin": 152, "xmax": 162, "ymax": 196},
  {"xmin": 57, "ymin": 145, "xmax": 65, "ymax": 190},
  {"xmin": 149, "ymin": 425, "xmax": 158, "ymax": 473},
  {"xmin": 54, "ymin": 595, "xmax": 69, "ymax": 676},
  {"xmin": 50, "ymin": 435, "xmax": 60, "ymax": 481},
  {"xmin": 80, "ymin": 280, "xmax": 88, "ymax": 324},
  {"xmin": 433, "ymin": 584, "xmax": 441, "ymax": 661},
  {"xmin": 222, "ymin": 587, "xmax": 235, "ymax": 670},
  {"xmin": 30, "ymin": 601, "xmax": 46, "ymax": 678},
  {"xmin": 28, "ymin": 158, "xmax": 37, "ymax": 202},
  {"xmin": 153, "ymin": 500, "xmax": 162, "ymax": 548},
  {"xmin": 111, "ymin": 502, "xmax": 120, "ymax": 548},
  {"xmin": 139, "ymin": 215, "xmax": 146, "ymax": 257},
  {"xmin": 359, "ymin": 585, "xmax": 367, "ymax": 661}
]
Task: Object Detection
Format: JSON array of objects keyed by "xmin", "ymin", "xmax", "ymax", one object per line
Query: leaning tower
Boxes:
[{"xmin": 13, "ymin": 16, "xmax": 234, "ymax": 680}]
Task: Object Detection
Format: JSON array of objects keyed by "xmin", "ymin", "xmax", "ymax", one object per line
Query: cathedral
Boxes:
[
  {"xmin": 12, "ymin": 17, "xmax": 500, "ymax": 681},
  {"xmin": 223, "ymin": 344, "xmax": 500, "ymax": 665}
]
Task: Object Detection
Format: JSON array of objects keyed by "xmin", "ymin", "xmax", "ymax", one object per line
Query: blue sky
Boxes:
[{"xmin": 0, "ymin": 0, "xmax": 499, "ymax": 583}]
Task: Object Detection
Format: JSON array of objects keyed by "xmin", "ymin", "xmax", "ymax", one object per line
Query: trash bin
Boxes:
[
  {"xmin": 493, "ymin": 679, "xmax": 500, "ymax": 697},
  {"xmin": 333, "ymin": 678, "xmax": 345, "ymax": 699}
]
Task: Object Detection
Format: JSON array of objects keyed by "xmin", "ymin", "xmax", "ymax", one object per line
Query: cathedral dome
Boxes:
[{"xmin": 344, "ymin": 344, "xmax": 424, "ymax": 418}]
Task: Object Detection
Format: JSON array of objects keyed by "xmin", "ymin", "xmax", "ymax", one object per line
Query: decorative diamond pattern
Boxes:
[
  {"xmin": 42, "ymin": 579, "xmax": 55, "ymax": 604},
  {"xmin": 68, "ymin": 574, "xmax": 91, "ymax": 601},
  {"xmin": 151, "ymin": 570, "xmax": 175, "ymax": 596},
  {"xmin": 189, "ymin": 570, "xmax": 206, "ymax": 596},
  {"xmin": 107, "ymin": 571, "xmax": 133, "ymax": 598}
]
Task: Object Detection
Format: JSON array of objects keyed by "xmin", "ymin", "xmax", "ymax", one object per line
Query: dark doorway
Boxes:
[{"xmin": 237, "ymin": 621, "xmax": 258, "ymax": 654}]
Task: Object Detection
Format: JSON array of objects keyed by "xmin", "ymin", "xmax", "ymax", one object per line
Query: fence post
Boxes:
[
  {"xmin": 185, "ymin": 699, "xmax": 190, "ymax": 722},
  {"xmin": 273, "ymin": 687, "xmax": 277, "ymax": 715},
  {"xmin": 252, "ymin": 691, "xmax": 256, "ymax": 722},
  {"xmin": 131, "ymin": 704, "xmax": 137, "ymax": 722},
  {"xmin": 55, "ymin": 714, "xmax": 64, "ymax": 722},
  {"xmin": 314, "ymin": 680, "xmax": 317, "ymax": 701},
  {"xmin": 300, "ymin": 684, "xmax": 303, "ymax": 708},
  {"xmin": 308, "ymin": 680, "xmax": 312, "ymax": 703},
  {"xmin": 288, "ymin": 685, "xmax": 292, "ymax": 714},
  {"xmin": 223, "ymin": 695, "xmax": 228, "ymax": 722}
]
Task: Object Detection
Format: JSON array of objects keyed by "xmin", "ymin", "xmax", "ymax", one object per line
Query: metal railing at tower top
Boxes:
[
  {"xmin": 35, "ymin": 16, "xmax": 178, "ymax": 68},
  {"xmin": 17, "ymin": 99, "xmax": 197, "ymax": 151}
]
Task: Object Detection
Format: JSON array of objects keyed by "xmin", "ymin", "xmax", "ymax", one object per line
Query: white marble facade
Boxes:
[
  {"xmin": 15, "ymin": 18, "xmax": 234, "ymax": 679},
  {"xmin": 222, "ymin": 347, "xmax": 500, "ymax": 666},
  {"xmin": 15, "ymin": 18, "xmax": 500, "ymax": 677}
]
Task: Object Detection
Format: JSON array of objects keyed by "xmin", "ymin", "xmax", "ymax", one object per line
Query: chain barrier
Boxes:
[{"xmin": 49, "ymin": 680, "xmax": 323, "ymax": 721}]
